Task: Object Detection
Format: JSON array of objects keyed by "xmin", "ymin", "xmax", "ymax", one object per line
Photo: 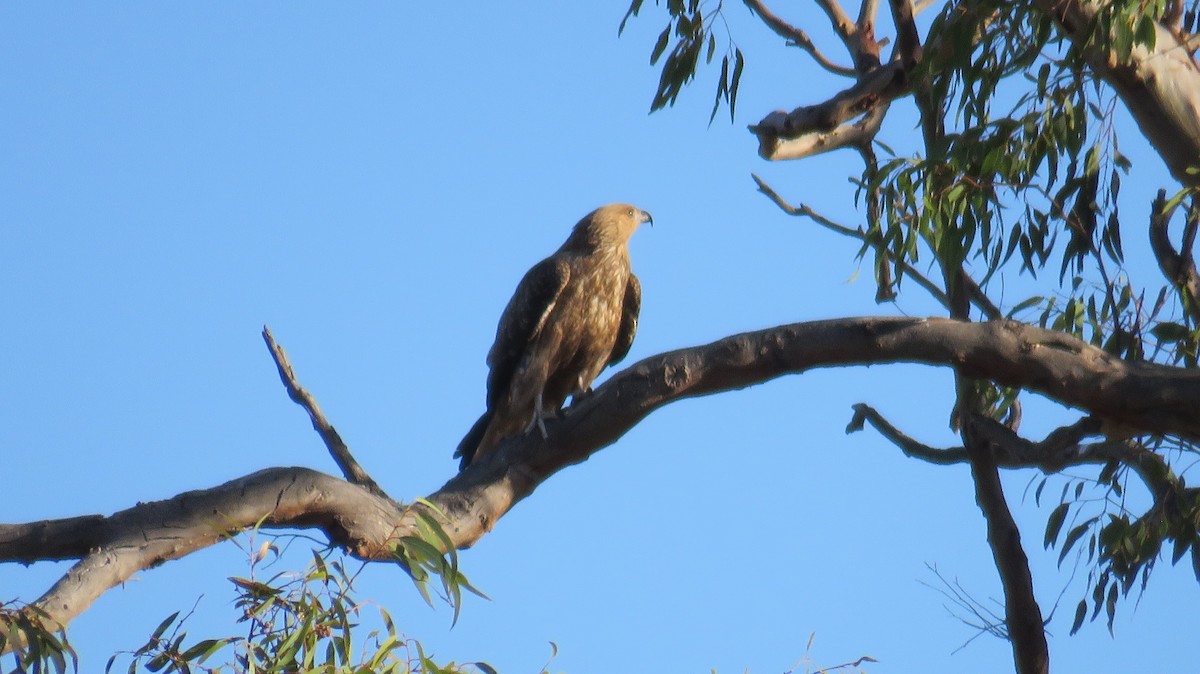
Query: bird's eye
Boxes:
[{"xmin": 627, "ymin": 208, "xmax": 634, "ymax": 217}]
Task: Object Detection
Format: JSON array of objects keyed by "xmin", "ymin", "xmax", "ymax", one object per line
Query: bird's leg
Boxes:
[
  {"xmin": 567, "ymin": 374, "xmax": 595, "ymax": 408},
  {"xmin": 525, "ymin": 391, "xmax": 550, "ymax": 439}
]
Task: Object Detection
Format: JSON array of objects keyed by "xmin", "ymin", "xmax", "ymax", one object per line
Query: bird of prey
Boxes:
[{"xmin": 455, "ymin": 203, "xmax": 651, "ymax": 470}]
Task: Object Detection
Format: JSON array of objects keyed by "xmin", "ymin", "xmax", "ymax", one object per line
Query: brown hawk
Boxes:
[{"xmin": 455, "ymin": 203, "xmax": 651, "ymax": 470}]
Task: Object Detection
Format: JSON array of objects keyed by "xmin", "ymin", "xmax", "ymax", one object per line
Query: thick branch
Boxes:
[
  {"xmin": 963, "ymin": 415, "xmax": 1050, "ymax": 674},
  {"xmin": 816, "ymin": 0, "xmax": 881, "ymax": 72},
  {"xmin": 888, "ymin": 0, "xmax": 923, "ymax": 67},
  {"xmin": 8, "ymin": 316, "xmax": 1200, "ymax": 632},
  {"xmin": 3, "ymin": 468, "xmax": 405, "ymax": 630},
  {"xmin": 1039, "ymin": 0, "xmax": 1200, "ymax": 186}
]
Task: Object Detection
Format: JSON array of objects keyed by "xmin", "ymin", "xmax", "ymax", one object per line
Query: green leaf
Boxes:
[
  {"xmin": 1070, "ymin": 599, "xmax": 1087, "ymax": 635},
  {"xmin": 1152, "ymin": 321, "xmax": 1189, "ymax": 342},
  {"xmin": 709, "ymin": 55, "xmax": 729, "ymax": 124},
  {"xmin": 1044, "ymin": 502, "xmax": 1069, "ymax": 548},
  {"xmin": 1136, "ymin": 14, "xmax": 1157, "ymax": 50},
  {"xmin": 1192, "ymin": 541, "xmax": 1200, "ymax": 583},
  {"xmin": 179, "ymin": 638, "xmax": 228, "ymax": 663},
  {"xmin": 1105, "ymin": 581, "xmax": 1118, "ymax": 632},
  {"xmin": 650, "ymin": 26, "xmax": 671, "ymax": 65},
  {"xmin": 618, "ymin": 0, "xmax": 645, "ymax": 35},
  {"xmin": 729, "ymin": 48, "xmax": 744, "ymax": 123},
  {"xmin": 1059, "ymin": 519, "xmax": 1097, "ymax": 565},
  {"xmin": 1172, "ymin": 534, "xmax": 1191, "ymax": 565}
]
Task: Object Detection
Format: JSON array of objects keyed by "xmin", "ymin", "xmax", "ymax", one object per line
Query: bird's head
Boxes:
[{"xmin": 576, "ymin": 203, "xmax": 652, "ymax": 247}]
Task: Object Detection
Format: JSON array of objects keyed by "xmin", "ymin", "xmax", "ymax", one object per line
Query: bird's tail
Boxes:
[{"xmin": 454, "ymin": 410, "xmax": 493, "ymax": 472}]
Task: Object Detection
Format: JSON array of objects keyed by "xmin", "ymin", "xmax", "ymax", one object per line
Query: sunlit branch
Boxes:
[
  {"xmin": 744, "ymin": 0, "xmax": 856, "ymax": 76},
  {"xmin": 856, "ymin": 0, "xmax": 882, "ymax": 29},
  {"xmin": 8, "ymin": 317, "xmax": 1200, "ymax": 635},
  {"xmin": 262, "ymin": 326, "xmax": 387, "ymax": 498},
  {"xmin": 816, "ymin": 0, "xmax": 857, "ymax": 43},
  {"xmin": 749, "ymin": 59, "xmax": 907, "ymax": 159}
]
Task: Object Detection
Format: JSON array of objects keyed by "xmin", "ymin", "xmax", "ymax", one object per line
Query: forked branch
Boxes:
[{"xmin": 6, "ymin": 317, "xmax": 1200, "ymax": 635}]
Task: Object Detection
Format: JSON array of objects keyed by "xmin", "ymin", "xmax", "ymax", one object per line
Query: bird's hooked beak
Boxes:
[{"xmin": 640, "ymin": 209, "xmax": 654, "ymax": 227}]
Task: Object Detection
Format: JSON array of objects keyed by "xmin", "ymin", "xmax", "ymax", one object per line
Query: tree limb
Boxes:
[
  {"xmin": 749, "ymin": 61, "xmax": 907, "ymax": 161},
  {"xmin": 743, "ymin": 0, "xmax": 856, "ymax": 76},
  {"xmin": 7, "ymin": 468, "xmax": 406, "ymax": 632},
  {"xmin": 1038, "ymin": 0, "xmax": 1200, "ymax": 186},
  {"xmin": 848, "ymin": 404, "xmax": 1170, "ymax": 477},
  {"xmin": 888, "ymin": 0, "xmax": 923, "ymax": 67},
  {"xmin": 6, "ymin": 317, "xmax": 1200, "ymax": 633},
  {"xmin": 262, "ymin": 325, "xmax": 387, "ymax": 498},
  {"xmin": 962, "ymin": 414, "xmax": 1050, "ymax": 674}
]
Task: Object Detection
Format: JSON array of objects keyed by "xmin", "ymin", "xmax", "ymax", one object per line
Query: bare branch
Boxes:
[
  {"xmin": 847, "ymin": 402, "xmax": 961, "ymax": 463},
  {"xmin": 6, "ymin": 468, "xmax": 406, "ymax": 631},
  {"xmin": 749, "ymin": 60, "xmax": 907, "ymax": 159},
  {"xmin": 744, "ymin": 0, "xmax": 856, "ymax": 76},
  {"xmin": 962, "ymin": 414, "xmax": 1049, "ymax": 674},
  {"xmin": 752, "ymin": 174, "xmax": 1014, "ymax": 319},
  {"xmin": 262, "ymin": 326, "xmax": 387, "ymax": 498},
  {"xmin": 857, "ymin": 0, "xmax": 882, "ymax": 29},
  {"xmin": 815, "ymin": 0, "xmax": 857, "ymax": 43},
  {"xmin": 8, "ymin": 316, "xmax": 1200, "ymax": 633},
  {"xmin": 851, "ymin": 403, "xmax": 1179, "ymax": 504}
]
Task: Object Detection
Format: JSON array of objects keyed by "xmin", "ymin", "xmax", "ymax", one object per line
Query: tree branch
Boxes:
[
  {"xmin": 962, "ymin": 414, "xmax": 1050, "ymax": 674},
  {"xmin": 743, "ymin": 0, "xmax": 856, "ymax": 76},
  {"xmin": 1149, "ymin": 190, "xmax": 1200, "ymax": 323},
  {"xmin": 888, "ymin": 0, "xmax": 923, "ymax": 67},
  {"xmin": 1038, "ymin": 0, "xmax": 1200, "ymax": 186},
  {"xmin": 262, "ymin": 325, "xmax": 387, "ymax": 498},
  {"xmin": 754, "ymin": 174, "xmax": 1005, "ymax": 319},
  {"xmin": 848, "ymin": 403, "xmax": 1169, "ymax": 476},
  {"xmin": 7, "ymin": 316, "xmax": 1200, "ymax": 633},
  {"xmin": 5, "ymin": 468, "xmax": 406, "ymax": 632},
  {"xmin": 749, "ymin": 61, "xmax": 907, "ymax": 161}
]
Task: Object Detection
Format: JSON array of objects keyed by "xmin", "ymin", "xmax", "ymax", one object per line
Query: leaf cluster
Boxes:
[
  {"xmin": 101, "ymin": 547, "xmax": 489, "ymax": 674},
  {"xmin": 392, "ymin": 501, "xmax": 487, "ymax": 627},
  {"xmin": 621, "ymin": 0, "xmax": 744, "ymax": 122},
  {"xmin": 1, "ymin": 602, "xmax": 78, "ymax": 674},
  {"xmin": 1038, "ymin": 452, "xmax": 1200, "ymax": 634},
  {"xmin": 88, "ymin": 509, "xmax": 488, "ymax": 674}
]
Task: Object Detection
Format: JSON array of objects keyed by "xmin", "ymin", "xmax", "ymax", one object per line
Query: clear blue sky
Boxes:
[{"xmin": 2, "ymin": 3, "xmax": 1196, "ymax": 673}]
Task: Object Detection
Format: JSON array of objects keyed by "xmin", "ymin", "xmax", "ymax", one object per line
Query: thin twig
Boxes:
[
  {"xmin": 744, "ymin": 0, "xmax": 856, "ymax": 76},
  {"xmin": 753, "ymin": 173, "xmax": 952, "ymax": 308},
  {"xmin": 262, "ymin": 325, "xmax": 388, "ymax": 499}
]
